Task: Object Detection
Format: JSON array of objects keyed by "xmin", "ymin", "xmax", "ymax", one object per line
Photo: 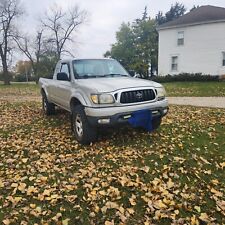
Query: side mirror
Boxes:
[{"xmin": 57, "ymin": 72, "xmax": 69, "ymax": 81}]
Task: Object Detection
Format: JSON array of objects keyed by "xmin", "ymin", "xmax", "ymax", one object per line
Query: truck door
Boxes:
[{"xmin": 56, "ymin": 63, "xmax": 72, "ymax": 110}]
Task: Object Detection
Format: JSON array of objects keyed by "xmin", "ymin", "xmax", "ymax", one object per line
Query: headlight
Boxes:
[
  {"xmin": 91, "ymin": 94, "xmax": 115, "ymax": 104},
  {"xmin": 155, "ymin": 87, "xmax": 166, "ymax": 100}
]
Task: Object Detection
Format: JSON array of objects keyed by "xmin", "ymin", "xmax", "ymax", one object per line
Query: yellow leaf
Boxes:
[
  {"xmin": 62, "ymin": 219, "xmax": 70, "ymax": 225},
  {"xmin": 27, "ymin": 204, "xmax": 35, "ymax": 211},
  {"xmin": 153, "ymin": 200, "xmax": 167, "ymax": 209},
  {"xmin": 43, "ymin": 189, "xmax": 51, "ymax": 196},
  {"xmin": 199, "ymin": 157, "xmax": 211, "ymax": 165},
  {"xmin": 29, "ymin": 176, "xmax": 36, "ymax": 181},
  {"xmin": 220, "ymin": 162, "xmax": 225, "ymax": 169},
  {"xmin": 129, "ymin": 194, "xmax": 136, "ymax": 206},
  {"xmin": 94, "ymin": 205, "xmax": 100, "ymax": 213},
  {"xmin": 167, "ymin": 178, "xmax": 174, "ymax": 189},
  {"xmin": 141, "ymin": 166, "xmax": 150, "ymax": 173},
  {"xmin": 89, "ymin": 212, "xmax": 95, "ymax": 217},
  {"xmin": 27, "ymin": 186, "xmax": 37, "ymax": 195},
  {"xmin": 129, "ymin": 198, "xmax": 136, "ymax": 206},
  {"xmin": 105, "ymin": 201, "xmax": 119, "ymax": 209},
  {"xmin": 11, "ymin": 183, "xmax": 18, "ymax": 188},
  {"xmin": 21, "ymin": 158, "xmax": 28, "ymax": 163},
  {"xmin": 173, "ymin": 156, "xmax": 185, "ymax": 163},
  {"xmin": 190, "ymin": 215, "xmax": 199, "ymax": 225},
  {"xmin": 119, "ymin": 206, "xmax": 125, "ymax": 214},
  {"xmin": 211, "ymin": 179, "xmax": 219, "ymax": 185},
  {"xmin": 99, "ymin": 190, "xmax": 106, "ymax": 196},
  {"xmin": 210, "ymin": 188, "xmax": 223, "ymax": 197},
  {"xmin": 216, "ymin": 200, "xmax": 225, "ymax": 211},
  {"xmin": 194, "ymin": 206, "xmax": 201, "ymax": 213},
  {"xmin": 127, "ymin": 208, "xmax": 134, "ymax": 215},
  {"xmin": 2, "ymin": 219, "xmax": 10, "ymax": 225},
  {"xmin": 105, "ymin": 221, "xmax": 114, "ymax": 225},
  {"xmin": 18, "ymin": 183, "xmax": 26, "ymax": 193},
  {"xmin": 35, "ymin": 206, "xmax": 42, "ymax": 213},
  {"xmin": 15, "ymin": 196, "xmax": 22, "ymax": 203},
  {"xmin": 40, "ymin": 176, "xmax": 48, "ymax": 182},
  {"xmin": 199, "ymin": 213, "xmax": 210, "ymax": 223},
  {"xmin": 0, "ymin": 179, "xmax": 4, "ymax": 188},
  {"xmin": 152, "ymin": 178, "xmax": 160, "ymax": 186}
]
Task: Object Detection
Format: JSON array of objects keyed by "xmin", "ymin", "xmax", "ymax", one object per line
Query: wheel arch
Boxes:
[
  {"xmin": 70, "ymin": 92, "xmax": 87, "ymax": 111},
  {"xmin": 70, "ymin": 97, "xmax": 82, "ymax": 111},
  {"xmin": 41, "ymin": 88, "xmax": 46, "ymax": 96}
]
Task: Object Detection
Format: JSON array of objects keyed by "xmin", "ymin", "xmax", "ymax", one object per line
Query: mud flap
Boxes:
[{"xmin": 128, "ymin": 110, "xmax": 153, "ymax": 132}]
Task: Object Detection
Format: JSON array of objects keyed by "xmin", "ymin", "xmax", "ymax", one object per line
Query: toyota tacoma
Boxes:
[{"xmin": 39, "ymin": 58, "xmax": 168, "ymax": 144}]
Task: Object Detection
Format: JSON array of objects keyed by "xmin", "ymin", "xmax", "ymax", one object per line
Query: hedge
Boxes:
[{"xmin": 150, "ymin": 73, "xmax": 220, "ymax": 83}]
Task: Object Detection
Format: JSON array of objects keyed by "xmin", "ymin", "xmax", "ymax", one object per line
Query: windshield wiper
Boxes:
[
  {"xmin": 79, "ymin": 75, "xmax": 97, "ymax": 79},
  {"xmin": 104, "ymin": 73, "xmax": 128, "ymax": 77},
  {"xmin": 78, "ymin": 74, "xmax": 128, "ymax": 79}
]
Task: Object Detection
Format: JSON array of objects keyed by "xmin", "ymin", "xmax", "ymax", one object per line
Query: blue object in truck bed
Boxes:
[{"xmin": 128, "ymin": 109, "xmax": 152, "ymax": 132}]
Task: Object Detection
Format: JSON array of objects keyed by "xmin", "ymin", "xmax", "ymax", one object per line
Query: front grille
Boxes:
[{"xmin": 120, "ymin": 89, "xmax": 155, "ymax": 104}]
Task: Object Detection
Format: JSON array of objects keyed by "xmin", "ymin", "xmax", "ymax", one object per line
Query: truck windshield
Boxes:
[{"xmin": 72, "ymin": 59, "xmax": 129, "ymax": 79}]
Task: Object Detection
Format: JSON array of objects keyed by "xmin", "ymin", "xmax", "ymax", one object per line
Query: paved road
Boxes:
[{"xmin": 168, "ymin": 97, "xmax": 225, "ymax": 109}]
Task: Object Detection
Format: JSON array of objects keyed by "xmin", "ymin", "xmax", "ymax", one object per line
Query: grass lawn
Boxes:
[
  {"xmin": 0, "ymin": 82, "xmax": 39, "ymax": 97},
  {"xmin": 1, "ymin": 81, "xmax": 225, "ymax": 97},
  {"xmin": 0, "ymin": 87, "xmax": 224, "ymax": 224},
  {"xmin": 164, "ymin": 82, "xmax": 225, "ymax": 97}
]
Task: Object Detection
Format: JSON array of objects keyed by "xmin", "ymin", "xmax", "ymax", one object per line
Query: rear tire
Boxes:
[
  {"xmin": 42, "ymin": 93, "xmax": 55, "ymax": 115},
  {"xmin": 71, "ymin": 105, "xmax": 97, "ymax": 145},
  {"xmin": 152, "ymin": 117, "xmax": 162, "ymax": 130}
]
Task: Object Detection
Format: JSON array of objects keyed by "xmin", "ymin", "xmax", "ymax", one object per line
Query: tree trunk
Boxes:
[
  {"xmin": 2, "ymin": 59, "xmax": 10, "ymax": 85},
  {"xmin": 32, "ymin": 63, "xmax": 39, "ymax": 84}
]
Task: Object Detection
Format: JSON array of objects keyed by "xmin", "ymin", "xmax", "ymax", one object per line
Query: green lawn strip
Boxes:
[
  {"xmin": 164, "ymin": 82, "xmax": 225, "ymax": 97},
  {"xmin": 0, "ymin": 83, "xmax": 39, "ymax": 96},
  {"xmin": 1, "ymin": 81, "xmax": 225, "ymax": 97}
]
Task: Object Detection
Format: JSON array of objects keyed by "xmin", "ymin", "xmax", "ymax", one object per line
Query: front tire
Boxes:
[
  {"xmin": 152, "ymin": 117, "xmax": 162, "ymax": 130},
  {"xmin": 42, "ymin": 93, "xmax": 55, "ymax": 115},
  {"xmin": 71, "ymin": 105, "xmax": 97, "ymax": 144}
]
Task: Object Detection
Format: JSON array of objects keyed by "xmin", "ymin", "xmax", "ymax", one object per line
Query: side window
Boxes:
[
  {"xmin": 222, "ymin": 52, "xmax": 225, "ymax": 66},
  {"xmin": 60, "ymin": 64, "xmax": 70, "ymax": 80}
]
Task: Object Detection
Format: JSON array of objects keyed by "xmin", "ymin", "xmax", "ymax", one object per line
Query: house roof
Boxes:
[{"xmin": 158, "ymin": 5, "xmax": 225, "ymax": 30}]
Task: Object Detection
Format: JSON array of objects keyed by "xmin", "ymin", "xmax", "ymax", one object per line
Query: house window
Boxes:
[
  {"xmin": 171, "ymin": 56, "xmax": 178, "ymax": 71},
  {"xmin": 177, "ymin": 31, "xmax": 184, "ymax": 46},
  {"xmin": 223, "ymin": 52, "xmax": 225, "ymax": 66}
]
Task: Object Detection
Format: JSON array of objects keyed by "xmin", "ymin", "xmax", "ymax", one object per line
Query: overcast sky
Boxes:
[{"xmin": 21, "ymin": 0, "xmax": 225, "ymax": 59}]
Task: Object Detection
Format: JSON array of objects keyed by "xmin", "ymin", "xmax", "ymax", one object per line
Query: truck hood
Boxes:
[{"xmin": 77, "ymin": 77, "xmax": 162, "ymax": 93}]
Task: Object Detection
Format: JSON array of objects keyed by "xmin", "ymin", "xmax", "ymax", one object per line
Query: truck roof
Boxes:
[{"xmin": 60, "ymin": 58, "xmax": 115, "ymax": 63}]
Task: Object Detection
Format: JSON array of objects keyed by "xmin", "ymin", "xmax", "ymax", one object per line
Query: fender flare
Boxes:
[{"xmin": 70, "ymin": 93, "xmax": 88, "ymax": 110}]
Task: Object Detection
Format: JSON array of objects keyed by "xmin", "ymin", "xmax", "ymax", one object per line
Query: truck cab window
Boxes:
[{"xmin": 60, "ymin": 64, "xmax": 70, "ymax": 80}]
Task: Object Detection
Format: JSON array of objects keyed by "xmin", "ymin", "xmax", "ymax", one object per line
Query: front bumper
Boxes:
[{"xmin": 85, "ymin": 99, "xmax": 169, "ymax": 126}]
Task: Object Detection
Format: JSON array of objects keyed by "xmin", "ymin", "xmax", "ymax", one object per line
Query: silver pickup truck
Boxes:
[{"xmin": 39, "ymin": 58, "xmax": 168, "ymax": 144}]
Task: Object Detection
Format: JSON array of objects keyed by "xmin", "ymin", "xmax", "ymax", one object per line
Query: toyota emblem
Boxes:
[{"xmin": 136, "ymin": 92, "xmax": 143, "ymax": 99}]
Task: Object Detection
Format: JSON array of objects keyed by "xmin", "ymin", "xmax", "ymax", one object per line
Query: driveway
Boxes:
[
  {"xmin": 1, "ymin": 95, "xmax": 225, "ymax": 109},
  {"xmin": 168, "ymin": 97, "xmax": 225, "ymax": 109}
]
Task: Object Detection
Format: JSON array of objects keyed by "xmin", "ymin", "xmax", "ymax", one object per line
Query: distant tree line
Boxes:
[
  {"xmin": 105, "ymin": 3, "xmax": 198, "ymax": 78},
  {"xmin": 0, "ymin": 0, "xmax": 87, "ymax": 85}
]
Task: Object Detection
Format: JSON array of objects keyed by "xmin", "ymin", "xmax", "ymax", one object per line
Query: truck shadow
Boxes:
[{"xmin": 53, "ymin": 107, "xmax": 152, "ymax": 145}]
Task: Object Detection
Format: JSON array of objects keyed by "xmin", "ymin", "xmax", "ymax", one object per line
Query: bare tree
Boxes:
[
  {"xmin": 42, "ymin": 4, "xmax": 87, "ymax": 60},
  {"xmin": 0, "ymin": 0, "xmax": 23, "ymax": 85},
  {"xmin": 14, "ymin": 30, "xmax": 44, "ymax": 83}
]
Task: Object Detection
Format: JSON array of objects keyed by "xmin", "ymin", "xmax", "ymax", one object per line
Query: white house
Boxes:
[{"xmin": 157, "ymin": 5, "xmax": 225, "ymax": 76}]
